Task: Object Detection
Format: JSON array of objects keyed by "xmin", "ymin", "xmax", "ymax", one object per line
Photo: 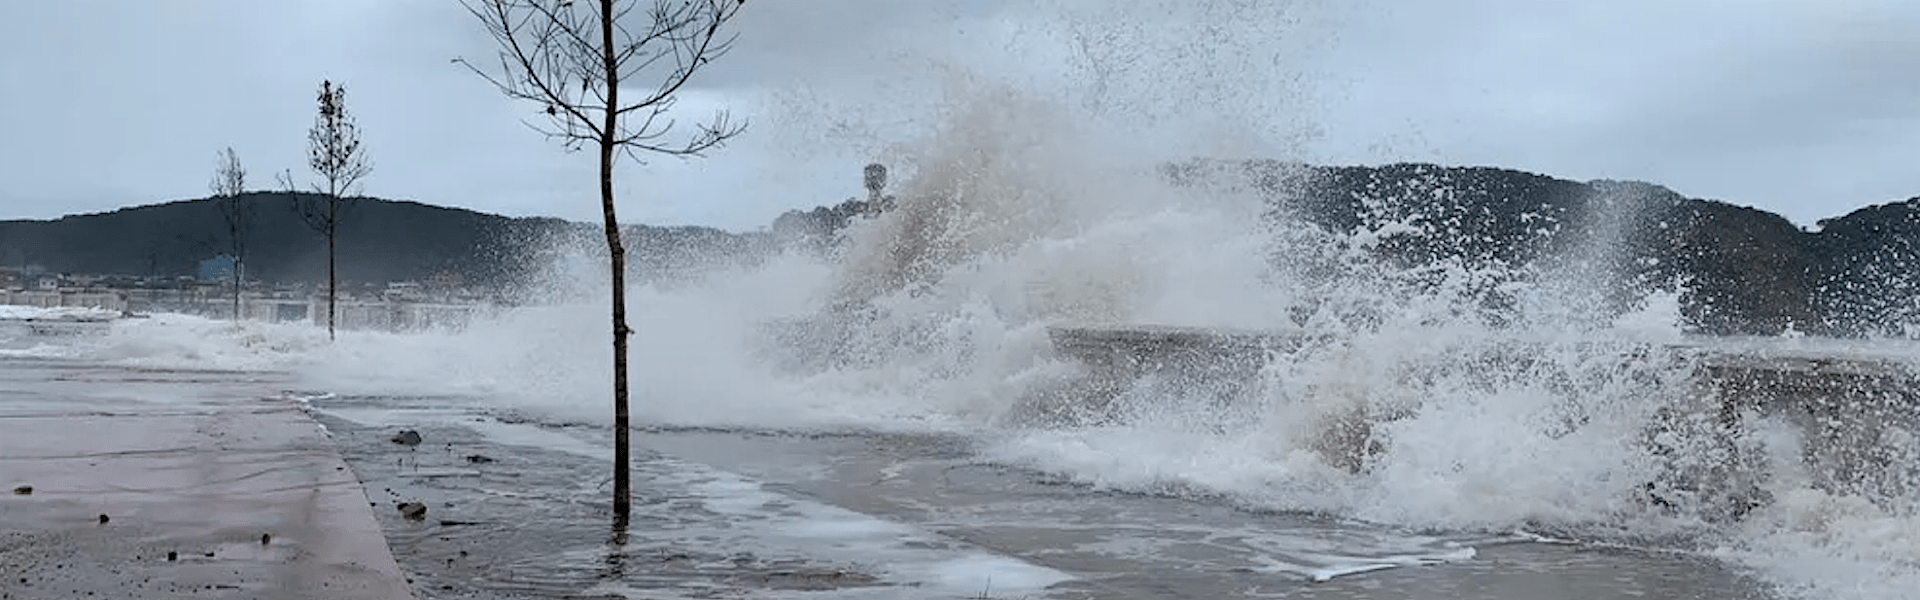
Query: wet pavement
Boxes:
[
  {"xmin": 0, "ymin": 358, "xmax": 413, "ymax": 600},
  {"xmin": 308, "ymin": 393, "xmax": 1781, "ymax": 600},
  {"xmin": 0, "ymin": 353, "xmax": 1784, "ymax": 600},
  {"xmin": 311, "ymin": 405, "xmax": 1066, "ymax": 600},
  {"xmin": 646, "ymin": 430, "xmax": 1779, "ymax": 600}
]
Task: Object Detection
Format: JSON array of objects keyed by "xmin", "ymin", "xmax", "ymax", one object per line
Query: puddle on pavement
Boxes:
[{"xmin": 310, "ymin": 403, "xmax": 1068, "ymax": 600}]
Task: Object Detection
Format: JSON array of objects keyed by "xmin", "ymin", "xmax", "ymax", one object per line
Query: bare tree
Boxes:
[
  {"xmin": 209, "ymin": 147, "xmax": 251, "ymax": 320},
  {"xmin": 296, "ymin": 80, "xmax": 373, "ymax": 341},
  {"xmin": 460, "ymin": 0, "xmax": 746, "ymax": 531},
  {"xmin": 210, "ymin": 146, "xmax": 248, "ymax": 197}
]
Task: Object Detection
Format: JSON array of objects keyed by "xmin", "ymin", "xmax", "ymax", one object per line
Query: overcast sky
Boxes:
[{"xmin": 2, "ymin": 0, "xmax": 1916, "ymax": 229}]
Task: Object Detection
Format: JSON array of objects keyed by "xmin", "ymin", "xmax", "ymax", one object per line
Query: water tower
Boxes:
[{"xmin": 864, "ymin": 163, "xmax": 887, "ymax": 203}]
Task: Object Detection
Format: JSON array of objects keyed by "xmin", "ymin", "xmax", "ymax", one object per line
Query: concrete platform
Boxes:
[
  {"xmin": 1044, "ymin": 324, "xmax": 1920, "ymax": 509},
  {"xmin": 1043, "ymin": 325, "xmax": 1920, "ymax": 423},
  {"xmin": 0, "ymin": 360, "xmax": 414, "ymax": 600}
]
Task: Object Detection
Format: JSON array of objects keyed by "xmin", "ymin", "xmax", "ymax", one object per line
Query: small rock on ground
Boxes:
[
  {"xmin": 390, "ymin": 430, "xmax": 423, "ymax": 446},
  {"xmin": 397, "ymin": 501, "xmax": 428, "ymax": 521}
]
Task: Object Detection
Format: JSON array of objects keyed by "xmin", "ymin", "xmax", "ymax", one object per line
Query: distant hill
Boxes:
[
  {"xmin": 0, "ymin": 192, "xmax": 766, "ymax": 293},
  {"xmin": 1, "ymin": 193, "xmax": 546, "ymax": 288},
  {"xmin": 1162, "ymin": 160, "xmax": 1920, "ymax": 336},
  {"xmin": 5, "ymin": 163, "xmax": 1917, "ymax": 337}
]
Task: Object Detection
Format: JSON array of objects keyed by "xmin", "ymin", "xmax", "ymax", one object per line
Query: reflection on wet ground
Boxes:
[
  {"xmin": 309, "ymin": 395, "xmax": 1778, "ymax": 600},
  {"xmin": 315, "ymin": 408, "xmax": 1064, "ymax": 599}
]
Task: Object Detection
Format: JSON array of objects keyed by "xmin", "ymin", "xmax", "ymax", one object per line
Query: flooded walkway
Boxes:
[{"xmin": 310, "ymin": 394, "xmax": 1779, "ymax": 600}]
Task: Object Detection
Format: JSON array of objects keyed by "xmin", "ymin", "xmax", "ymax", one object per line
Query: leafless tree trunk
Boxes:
[
  {"xmin": 296, "ymin": 80, "xmax": 373, "ymax": 341},
  {"xmin": 209, "ymin": 147, "xmax": 251, "ymax": 320},
  {"xmin": 460, "ymin": 0, "xmax": 745, "ymax": 532}
]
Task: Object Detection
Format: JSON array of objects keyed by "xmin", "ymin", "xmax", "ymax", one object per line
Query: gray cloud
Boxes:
[
  {"xmin": 1, "ymin": 0, "xmax": 1916, "ymax": 229},
  {"xmin": 1310, "ymin": 0, "xmax": 1920, "ymax": 223}
]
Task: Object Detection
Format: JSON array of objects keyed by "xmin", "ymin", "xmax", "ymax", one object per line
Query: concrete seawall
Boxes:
[
  {"xmin": 1046, "ymin": 324, "xmax": 1920, "ymax": 410},
  {"xmin": 1046, "ymin": 325, "xmax": 1920, "ymax": 510},
  {"xmin": 1695, "ymin": 350, "xmax": 1920, "ymax": 504}
]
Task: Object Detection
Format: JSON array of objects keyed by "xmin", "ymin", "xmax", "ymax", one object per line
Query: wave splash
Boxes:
[
  {"xmin": 19, "ymin": 3, "xmax": 1920, "ymax": 596},
  {"xmin": 152, "ymin": 82, "xmax": 1901, "ymax": 598},
  {"xmin": 18, "ymin": 79, "xmax": 1915, "ymax": 598}
]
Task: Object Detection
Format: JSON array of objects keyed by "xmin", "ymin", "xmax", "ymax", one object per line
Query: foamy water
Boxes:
[
  {"xmin": 13, "ymin": 152, "xmax": 1918, "ymax": 598},
  {"xmin": 10, "ymin": 170, "xmax": 1916, "ymax": 600},
  {"xmin": 10, "ymin": 2, "xmax": 1920, "ymax": 596},
  {"xmin": 11, "ymin": 108, "xmax": 1920, "ymax": 598}
]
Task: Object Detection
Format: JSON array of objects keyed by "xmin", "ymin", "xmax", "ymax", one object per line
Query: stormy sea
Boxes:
[
  {"xmin": 5, "ymin": 104, "xmax": 1920, "ymax": 599},
  {"xmin": 6, "ymin": 4, "xmax": 1920, "ymax": 596}
]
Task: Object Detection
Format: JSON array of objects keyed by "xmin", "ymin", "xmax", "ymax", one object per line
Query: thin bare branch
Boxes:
[
  {"xmin": 456, "ymin": 0, "xmax": 605, "ymax": 139},
  {"xmin": 459, "ymin": 0, "xmax": 747, "ymax": 530}
]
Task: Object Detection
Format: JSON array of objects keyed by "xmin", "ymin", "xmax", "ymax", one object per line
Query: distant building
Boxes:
[
  {"xmin": 428, "ymin": 270, "xmax": 466, "ymax": 294},
  {"xmin": 385, "ymin": 281, "xmax": 425, "ymax": 302},
  {"xmin": 199, "ymin": 255, "xmax": 236, "ymax": 281}
]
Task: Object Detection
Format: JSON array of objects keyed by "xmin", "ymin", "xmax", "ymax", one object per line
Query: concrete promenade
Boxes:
[{"xmin": 0, "ymin": 359, "xmax": 414, "ymax": 599}]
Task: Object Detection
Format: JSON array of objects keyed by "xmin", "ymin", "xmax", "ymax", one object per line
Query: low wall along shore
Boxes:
[
  {"xmin": 0, "ymin": 290, "xmax": 484, "ymax": 333},
  {"xmin": 0, "ymin": 290, "xmax": 129, "ymax": 312},
  {"xmin": 1045, "ymin": 324, "xmax": 1920, "ymax": 514}
]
